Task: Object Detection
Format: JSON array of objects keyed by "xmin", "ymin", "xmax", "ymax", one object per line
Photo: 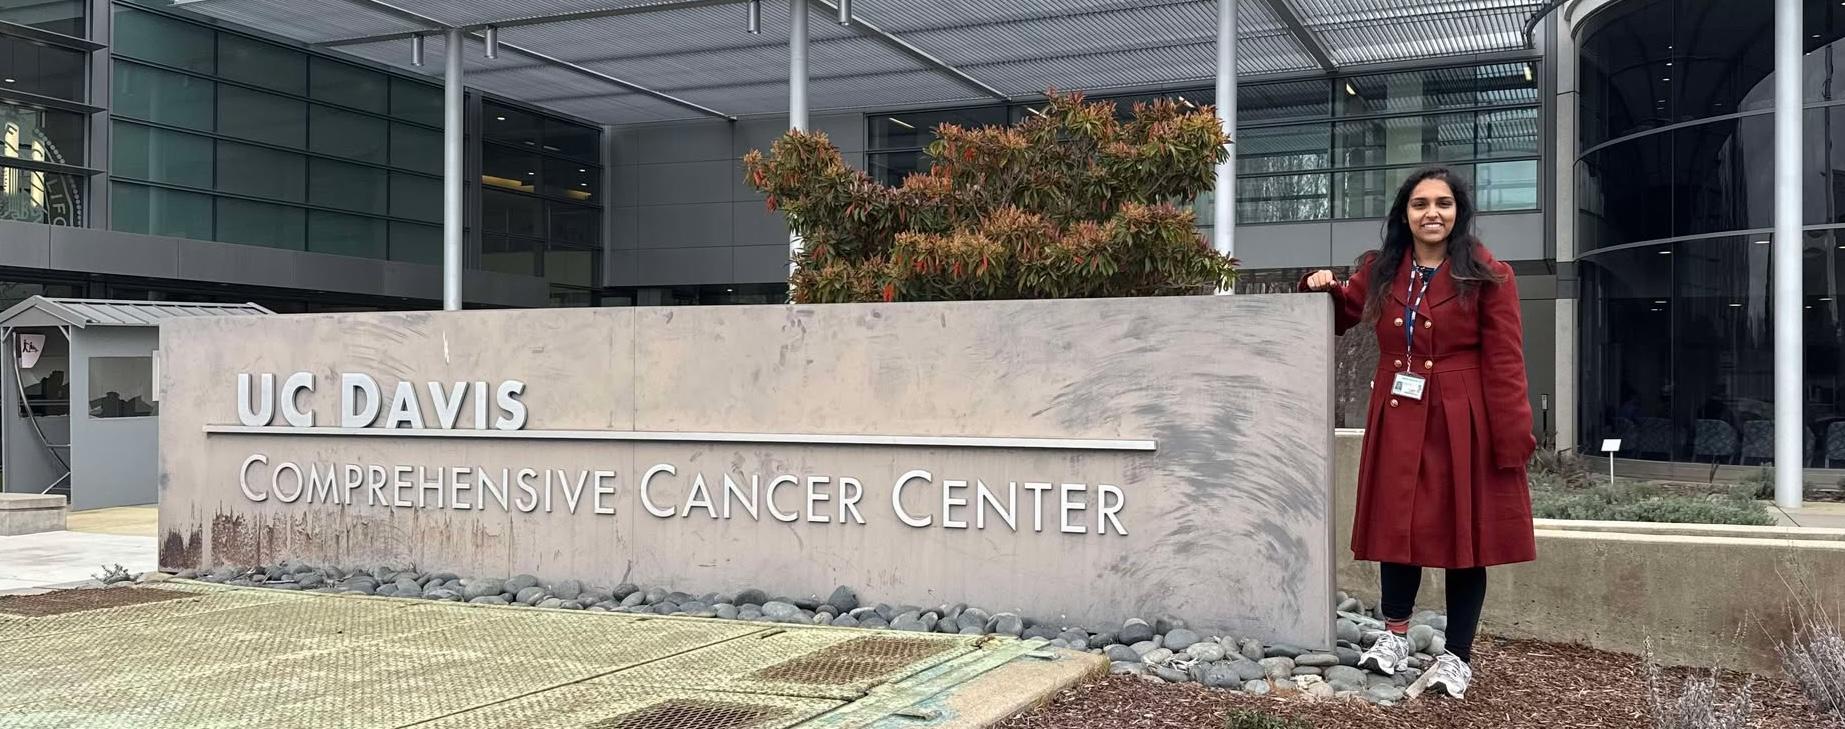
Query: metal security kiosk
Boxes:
[{"xmin": 0, "ymin": 297, "xmax": 273, "ymax": 509}]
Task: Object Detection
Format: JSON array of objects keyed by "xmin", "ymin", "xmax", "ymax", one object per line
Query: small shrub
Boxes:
[
  {"xmin": 1222, "ymin": 709, "xmax": 1310, "ymax": 729},
  {"xmin": 1644, "ymin": 644, "xmax": 1755, "ymax": 729},
  {"xmin": 1529, "ymin": 440, "xmax": 1592, "ymax": 490},
  {"xmin": 1742, "ymin": 468, "xmax": 1775, "ymax": 500},
  {"xmin": 1776, "ymin": 595, "xmax": 1845, "ymax": 720},
  {"xmin": 1530, "ymin": 481, "xmax": 1776, "ymax": 526}
]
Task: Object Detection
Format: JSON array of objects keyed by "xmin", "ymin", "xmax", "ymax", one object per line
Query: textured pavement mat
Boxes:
[
  {"xmin": 416, "ymin": 685, "xmax": 844, "ymax": 729},
  {"xmin": 0, "ymin": 583, "xmax": 1001, "ymax": 729},
  {"xmin": 0, "ymin": 583, "xmax": 302, "ymax": 644},
  {"xmin": 607, "ymin": 627, "xmax": 980, "ymax": 700}
]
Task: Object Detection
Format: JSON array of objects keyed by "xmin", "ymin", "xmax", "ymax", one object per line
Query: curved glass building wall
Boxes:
[{"xmin": 1577, "ymin": 0, "xmax": 1845, "ymax": 464}]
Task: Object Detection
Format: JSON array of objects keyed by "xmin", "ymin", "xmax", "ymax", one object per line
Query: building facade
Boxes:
[{"xmin": 3, "ymin": 0, "xmax": 1840, "ymax": 467}]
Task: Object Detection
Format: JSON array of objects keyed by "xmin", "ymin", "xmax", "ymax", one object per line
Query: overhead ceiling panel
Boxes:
[
  {"xmin": 172, "ymin": 0, "xmax": 431, "ymax": 44},
  {"xmin": 1311, "ymin": 8, "xmax": 1533, "ymax": 66},
  {"xmin": 374, "ymin": 0, "xmax": 704, "ymax": 28},
  {"xmin": 336, "ymin": 35, "xmax": 694, "ymax": 124}
]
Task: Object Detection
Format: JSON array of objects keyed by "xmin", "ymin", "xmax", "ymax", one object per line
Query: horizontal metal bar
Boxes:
[
  {"xmin": 0, "ymin": 88, "xmax": 105, "ymax": 116},
  {"xmin": 317, "ymin": 0, "xmax": 744, "ymax": 47},
  {"xmin": 203, "ymin": 425, "xmax": 1159, "ymax": 451},
  {"xmin": 0, "ymin": 20, "xmax": 105, "ymax": 51},
  {"xmin": 489, "ymin": 38, "xmax": 736, "ymax": 121},
  {"xmin": 805, "ymin": 0, "xmax": 1006, "ymax": 102}
]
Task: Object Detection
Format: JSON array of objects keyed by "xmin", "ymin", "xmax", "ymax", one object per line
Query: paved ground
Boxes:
[
  {"xmin": 0, "ymin": 505, "xmax": 158, "ymax": 594},
  {"xmin": 1766, "ymin": 500, "xmax": 1845, "ymax": 529},
  {"xmin": 0, "ymin": 581, "xmax": 1097, "ymax": 728}
]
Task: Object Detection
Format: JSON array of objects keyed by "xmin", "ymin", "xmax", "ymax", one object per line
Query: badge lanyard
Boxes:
[{"xmin": 1403, "ymin": 263, "xmax": 1438, "ymax": 370}]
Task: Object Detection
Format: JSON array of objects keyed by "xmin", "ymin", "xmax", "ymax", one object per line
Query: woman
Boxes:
[{"xmin": 1301, "ymin": 166, "xmax": 1537, "ymax": 700}]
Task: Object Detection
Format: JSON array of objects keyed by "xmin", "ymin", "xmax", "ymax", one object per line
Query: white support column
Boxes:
[
  {"xmin": 1774, "ymin": 0, "xmax": 1803, "ymax": 510},
  {"xmin": 787, "ymin": 0, "xmax": 809, "ymax": 281},
  {"xmin": 1213, "ymin": 0, "xmax": 1236, "ymax": 279},
  {"xmin": 442, "ymin": 28, "xmax": 464, "ymax": 311}
]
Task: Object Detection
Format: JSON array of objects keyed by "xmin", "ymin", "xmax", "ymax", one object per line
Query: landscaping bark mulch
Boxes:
[{"xmin": 997, "ymin": 638, "xmax": 1841, "ymax": 729}]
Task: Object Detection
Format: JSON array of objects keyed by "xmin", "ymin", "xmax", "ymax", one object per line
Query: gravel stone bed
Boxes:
[
  {"xmin": 178, "ymin": 563, "xmax": 1447, "ymax": 705},
  {"xmin": 998, "ymin": 638, "xmax": 1834, "ymax": 728}
]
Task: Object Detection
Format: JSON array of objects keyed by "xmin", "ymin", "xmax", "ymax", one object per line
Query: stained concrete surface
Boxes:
[
  {"xmin": 66, "ymin": 505, "xmax": 158, "ymax": 537},
  {"xmin": 0, "ymin": 582, "xmax": 1100, "ymax": 728}
]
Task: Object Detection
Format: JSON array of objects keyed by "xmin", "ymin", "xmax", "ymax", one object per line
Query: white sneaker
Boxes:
[
  {"xmin": 1358, "ymin": 631, "xmax": 1412, "ymax": 676},
  {"xmin": 1406, "ymin": 653, "xmax": 1472, "ymax": 700}
]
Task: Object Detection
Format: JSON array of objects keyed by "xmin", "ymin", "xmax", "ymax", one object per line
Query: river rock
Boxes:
[
  {"xmin": 1162, "ymin": 629, "xmax": 1202, "ymax": 652},
  {"xmin": 1185, "ymin": 643, "xmax": 1226, "ymax": 663},
  {"xmin": 1120, "ymin": 619, "xmax": 1156, "ymax": 645}
]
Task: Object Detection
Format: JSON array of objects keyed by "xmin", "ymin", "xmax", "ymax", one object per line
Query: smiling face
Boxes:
[{"xmin": 1405, "ymin": 178, "xmax": 1457, "ymax": 247}]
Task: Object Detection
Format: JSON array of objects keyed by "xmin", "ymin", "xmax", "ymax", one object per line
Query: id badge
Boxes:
[{"xmin": 1391, "ymin": 372, "xmax": 1427, "ymax": 401}]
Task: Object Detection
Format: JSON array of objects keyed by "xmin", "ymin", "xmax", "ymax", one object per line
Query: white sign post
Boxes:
[{"xmin": 1601, "ymin": 439, "xmax": 1622, "ymax": 484}]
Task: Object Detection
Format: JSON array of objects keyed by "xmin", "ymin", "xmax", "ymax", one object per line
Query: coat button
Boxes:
[
  {"xmin": 1389, "ymin": 399, "xmax": 1400, "ymax": 408},
  {"xmin": 1424, "ymin": 320, "xmax": 1433, "ymax": 329},
  {"xmin": 1425, "ymin": 359, "xmax": 1434, "ymax": 370},
  {"xmin": 1393, "ymin": 359, "xmax": 1404, "ymax": 368},
  {"xmin": 1394, "ymin": 317, "xmax": 1404, "ymax": 327}
]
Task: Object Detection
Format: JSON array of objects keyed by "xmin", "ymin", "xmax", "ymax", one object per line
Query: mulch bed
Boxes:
[
  {"xmin": 997, "ymin": 638, "xmax": 1842, "ymax": 729},
  {"xmin": 0, "ymin": 586, "xmax": 189, "ymax": 617}
]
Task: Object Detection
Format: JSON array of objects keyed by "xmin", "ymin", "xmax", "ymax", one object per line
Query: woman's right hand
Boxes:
[{"xmin": 1304, "ymin": 270, "xmax": 1338, "ymax": 292}]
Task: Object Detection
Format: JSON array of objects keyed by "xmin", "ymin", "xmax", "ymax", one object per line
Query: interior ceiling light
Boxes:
[
  {"xmin": 888, "ymin": 117, "xmax": 914, "ymax": 129},
  {"xmin": 1344, "ymin": 82, "xmax": 1357, "ymax": 96}
]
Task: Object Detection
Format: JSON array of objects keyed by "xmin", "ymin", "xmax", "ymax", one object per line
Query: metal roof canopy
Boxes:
[
  {"xmin": 0, "ymin": 297, "xmax": 275, "ymax": 330},
  {"xmin": 166, "ymin": 0, "xmax": 1549, "ymax": 126}
]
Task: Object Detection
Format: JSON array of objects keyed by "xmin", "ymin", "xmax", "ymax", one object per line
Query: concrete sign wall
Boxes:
[{"xmin": 158, "ymin": 296, "xmax": 1336, "ymax": 647}]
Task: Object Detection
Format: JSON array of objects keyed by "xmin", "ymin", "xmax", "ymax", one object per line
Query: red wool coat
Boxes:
[{"xmin": 1305, "ymin": 248, "xmax": 1538, "ymax": 569}]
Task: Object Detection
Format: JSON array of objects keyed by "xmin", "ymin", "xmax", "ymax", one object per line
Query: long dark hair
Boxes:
[{"xmin": 1360, "ymin": 165, "xmax": 1502, "ymax": 323}]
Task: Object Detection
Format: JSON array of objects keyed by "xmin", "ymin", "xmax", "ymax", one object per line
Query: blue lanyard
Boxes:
[{"xmin": 1404, "ymin": 264, "xmax": 1437, "ymax": 365}]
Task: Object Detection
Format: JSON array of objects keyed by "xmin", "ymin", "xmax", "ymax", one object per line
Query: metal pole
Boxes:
[
  {"xmin": 1213, "ymin": 0, "xmax": 1236, "ymax": 287},
  {"xmin": 787, "ymin": 0, "xmax": 809, "ymax": 281},
  {"xmin": 1774, "ymin": 0, "xmax": 1803, "ymax": 510},
  {"xmin": 443, "ymin": 28, "xmax": 464, "ymax": 311}
]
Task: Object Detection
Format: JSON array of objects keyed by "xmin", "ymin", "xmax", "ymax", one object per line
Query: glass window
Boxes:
[
  {"xmin": 481, "ymin": 189, "xmax": 541, "ymax": 236},
  {"xmin": 388, "ymin": 122, "xmax": 440, "ymax": 175},
  {"xmin": 217, "ymin": 85, "xmax": 306, "ymax": 148},
  {"xmin": 1, "ymin": 165, "xmax": 82, "ymax": 225},
  {"xmin": 543, "ymin": 157, "xmax": 597, "ymax": 202},
  {"xmin": 542, "ymin": 243, "xmax": 596, "ymax": 288},
  {"xmin": 1475, "ymin": 160, "xmax": 1539, "ymax": 212},
  {"xmin": 1476, "ymin": 108, "xmax": 1539, "ymax": 159},
  {"xmin": 1334, "ymin": 166, "xmax": 1418, "ymax": 219},
  {"xmin": 869, "ymin": 106, "xmax": 1006, "ymax": 150},
  {"xmin": 482, "ymin": 234, "xmax": 539, "ymax": 276},
  {"xmin": 110, "ymin": 181, "xmax": 210, "ymax": 239},
  {"xmin": 1339, "ymin": 66, "xmax": 1496, "ymax": 116},
  {"xmin": 307, "ymin": 210, "xmax": 386, "ymax": 258},
  {"xmin": 1237, "ymin": 125, "xmax": 1329, "ymax": 174},
  {"xmin": 87, "ymin": 357, "xmax": 156, "ymax": 418},
  {"xmin": 217, "ymin": 34, "xmax": 305, "ymax": 96},
  {"xmin": 1575, "ymin": 132, "xmax": 1674, "ymax": 251},
  {"xmin": 868, "ymin": 151, "xmax": 922, "ymax": 187},
  {"xmin": 2, "ymin": 103, "xmax": 86, "ymax": 166},
  {"xmin": 388, "ymin": 221, "xmax": 439, "ymax": 264},
  {"xmin": 309, "ymin": 105, "xmax": 386, "ymax": 163},
  {"xmin": 1673, "ymin": 115, "xmax": 1774, "ymax": 238},
  {"xmin": 390, "ymin": 77, "xmax": 440, "ymax": 126},
  {"xmin": 1334, "ymin": 114, "xmax": 1474, "ymax": 169},
  {"xmin": 307, "ymin": 158, "xmax": 386, "ymax": 214},
  {"xmin": 112, "ymin": 7, "xmax": 213, "ymax": 72},
  {"xmin": 112, "ymin": 121, "xmax": 211, "ymax": 188},
  {"xmin": 113, "ymin": 62, "xmax": 214, "ymax": 131},
  {"xmin": 1237, "ymin": 173, "xmax": 1330, "ymax": 223},
  {"xmin": 483, "ymin": 102, "xmax": 541, "ymax": 149},
  {"xmin": 543, "ymin": 118, "xmax": 599, "ymax": 163},
  {"xmin": 215, "ymin": 197, "xmax": 303, "ymax": 249},
  {"xmin": 309, "ymin": 57, "xmax": 387, "ymax": 113},
  {"xmin": 1239, "ymin": 80, "xmax": 1329, "ymax": 123},
  {"xmin": 1, "ymin": 0, "xmax": 83, "ymax": 36},
  {"xmin": 216, "ymin": 141, "xmax": 304, "ymax": 203},
  {"xmin": 388, "ymin": 172, "xmax": 439, "ymax": 223},
  {"xmin": 482, "ymin": 145, "xmax": 539, "ymax": 193},
  {"xmin": 0, "ymin": 35, "xmax": 86, "ymax": 102},
  {"xmin": 550, "ymin": 202, "xmax": 598, "ymax": 246}
]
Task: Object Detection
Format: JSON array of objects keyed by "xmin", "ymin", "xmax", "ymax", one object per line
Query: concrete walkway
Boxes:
[
  {"xmin": 1766, "ymin": 501, "xmax": 1845, "ymax": 529},
  {"xmin": 0, "ymin": 582, "xmax": 1099, "ymax": 728},
  {"xmin": 0, "ymin": 505, "xmax": 158, "ymax": 594}
]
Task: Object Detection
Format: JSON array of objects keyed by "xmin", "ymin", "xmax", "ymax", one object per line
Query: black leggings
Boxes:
[{"xmin": 1379, "ymin": 562, "xmax": 1486, "ymax": 663}]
